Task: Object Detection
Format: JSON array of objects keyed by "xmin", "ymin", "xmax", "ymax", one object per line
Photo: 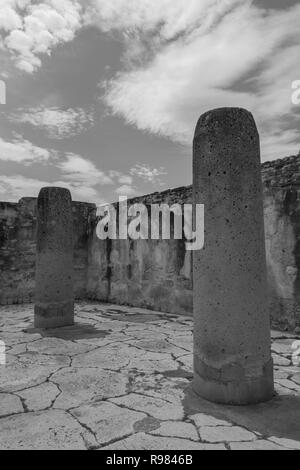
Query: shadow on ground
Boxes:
[
  {"xmin": 25, "ymin": 323, "xmax": 111, "ymax": 340},
  {"xmin": 184, "ymin": 385, "xmax": 300, "ymax": 442},
  {"xmin": 103, "ymin": 309, "xmax": 168, "ymax": 323}
]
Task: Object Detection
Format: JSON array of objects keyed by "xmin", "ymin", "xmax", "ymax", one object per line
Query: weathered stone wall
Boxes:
[
  {"xmin": 0, "ymin": 198, "xmax": 36, "ymax": 305},
  {"xmin": 0, "ymin": 197, "xmax": 95, "ymax": 305},
  {"xmin": 87, "ymin": 154, "xmax": 300, "ymax": 332},
  {"xmin": 263, "ymin": 156, "xmax": 300, "ymax": 332},
  {"xmin": 86, "ymin": 190, "xmax": 193, "ymax": 316},
  {"xmin": 0, "ymin": 154, "xmax": 299, "ymax": 331},
  {"xmin": 72, "ymin": 201, "xmax": 96, "ymax": 299}
]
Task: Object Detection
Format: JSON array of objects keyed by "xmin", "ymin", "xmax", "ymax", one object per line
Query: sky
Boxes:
[{"xmin": 0, "ymin": 0, "xmax": 299, "ymax": 205}]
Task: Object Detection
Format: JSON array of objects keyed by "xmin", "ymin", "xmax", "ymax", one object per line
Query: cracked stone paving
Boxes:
[{"xmin": 0, "ymin": 302, "xmax": 299, "ymax": 450}]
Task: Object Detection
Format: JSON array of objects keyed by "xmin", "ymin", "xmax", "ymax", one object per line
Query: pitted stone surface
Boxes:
[
  {"xmin": 110, "ymin": 393, "xmax": 185, "ymax": 421},
  {"xmin": 230, "ymin": 440, "xmax": 287, "ymax": 450},
  {"xmin": 16, "ymin": 382, "xmax": 60, "ymax": 412},
  {"xmin": 0, "ymin": 302, "xmax": 299, "ymax": 450},
  {"xmin": 70, "ymin": 402, "xmax": 146, "ymax": 445},
  {"xmin": 34, "ymin": 187, "xmax": 74, "ymax": 329},
  {"xmin": 0, "ymin": 356, "xmax": 69, "ymax": 393},
  {"xmin": 27, "ymin": 337, "xmax": 93, "ymax": 356},
  {"xmin": 0, "ymin": 410, "xmax": 94, "ymax": 450},
  {"xmin": 200, "ymin": 426, "xmax": 257, "ymax": 443},
  {"xmin": 193, "ymin": 107, "xmax": 274, "ymax": 405},
  {"xmin": 149, "ymin": 421, "xmax": 199, "ymax": 441},
  {"xmin": 101, "ymin": 433, "xmax": 226, "ymax": 450},
  {"xmin": 0, "ymin": 393, "xmax": 23, "ymax": 417},
  {"xmin": 268, "ymin": 437, "xmax": 300, "ymax": 450},
  {"xmin": 191, "ymin": 413, "xmax": 233, "ymax": 428},
  {"xmin": 52, "ymin": 367, "xmax": 128, "ymax": 410}
]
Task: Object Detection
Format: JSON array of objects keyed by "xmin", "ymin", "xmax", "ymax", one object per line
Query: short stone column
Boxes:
[
  {"xmin": 193, "ymin": 107, "xmax": 274, "ymax": 405},
  {"xmin": 34, "ymin": 187, "xmax": 74, "ymax": 329}
]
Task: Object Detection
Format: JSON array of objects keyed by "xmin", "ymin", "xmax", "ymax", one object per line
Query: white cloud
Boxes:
[
  {"xmin": 86, "ymin": 0, "xmax": 243, "ymax": 40},
  {"xmin": 0, "ymin": 135, "xmax": 50, "ymax": 164},
  {"xmin": 118, "ymin": 174, "xmax": 132, "ymax": 185},
  {"xmin": 260, "ymin": 128, "xmax": 300, "ymax": 162},
  {"xmin": 0, "ymin": 175, "xmax": 49, "ymax": 201},
  {"xmin": 95, "ymin": 0, "xmax": 300, "ymax": 161},
  {"xmin": 0, "ymin": 6, "xmax": 22, "ymax": 32},
  {"xmin": 1, "ymin": 0, "xmax": 243, "ymax": 73},
  {"xmin": 0, "ymin": 0, "xmax": 83, "ymax": 73},
  {"xmin": 9, "ymin": 106, "xmax": 95, "ymax": 139},
  {"xmin": 1, "ymin": 0, "xmax": 299, "ymax": 163},
  {"xmin": 0, "ymin": 149, "xmax": 112, "ymax": 203},
  {"xmin": 0, "ymin": 136, "xmax": 112, "ymax": 203},
  {"xmin": 58, "ymin": 153, "xmax": 113, "ymax": 186},
  {"xmin": 108, "ymin": 171, "xmax": 134, "ymax": 185},
  {"xmin": 54, "ymin": 179, "xmax": 102, "ymax": 203},
  {"xmin": 130, "ymin": 164, "xmax": 167, "ymax": 185},
  {"xmin": 115, "ymin": 184, "xmax": 136, "ymax": 197},
  {"xmin": 0, "ymin": 173, "xmax": 105, "ymax": 203}
]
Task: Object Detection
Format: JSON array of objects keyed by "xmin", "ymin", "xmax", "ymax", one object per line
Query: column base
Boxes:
[
  {"xmin": 193, "ymin": 360, "xmax": 274, "ymax": 405},
  {"xmin": 34, "ymin": 301, "xmax": 74, "ymax": 329}
]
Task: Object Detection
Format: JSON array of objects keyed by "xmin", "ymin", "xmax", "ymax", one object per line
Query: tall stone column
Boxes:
[
  {"xmin": 34, "ymin": 187, "xmax": 74, "ymax": 329},
  {"xmin": 193, "ymin": 107, "xmax": 274, "ymax": 405}
]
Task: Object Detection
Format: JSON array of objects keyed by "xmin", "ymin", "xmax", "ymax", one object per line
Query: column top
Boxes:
[
  {"xmin": 194, "ymin": 107, "xmax": 257, "ymax": 141},
  {"xmin": 38, "ymin": 186, "xmax": 72, "ymax": 200}
]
